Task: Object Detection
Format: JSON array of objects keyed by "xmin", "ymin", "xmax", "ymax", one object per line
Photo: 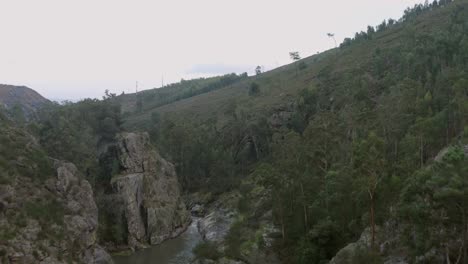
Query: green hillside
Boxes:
[
  {"xmin": 117, "ymin": 1, "xmax": 468, "ymax": 263},
  {"xmin": 120, "ymin": 73, "xmax": 247, "ymax": 125},
  {"xmin": 7, "ymin": 0, "xmax": 467, "ymax": 263},
  {"xmin": 124, "ymin": 0, "xmax": 467, "ymax": 132}
]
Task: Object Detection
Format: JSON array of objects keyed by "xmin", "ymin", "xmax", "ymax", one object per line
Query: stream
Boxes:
[{"xmin": 113, "ymin": 218, "xmax": 202, "ymax": 264}]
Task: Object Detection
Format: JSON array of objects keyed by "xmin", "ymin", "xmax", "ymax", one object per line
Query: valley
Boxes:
[{"xmin": 1, "ymin": 1, "xmax": 468, "ymax": 263}]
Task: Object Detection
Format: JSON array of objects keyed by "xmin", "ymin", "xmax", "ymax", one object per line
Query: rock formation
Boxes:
[
  {"xmin": 0, "ymin": 160, "xmax": 113, "ymax": 264},
  {"xmin": 111, "ymin": 132, "xmax": 190, "ymax": 249}
]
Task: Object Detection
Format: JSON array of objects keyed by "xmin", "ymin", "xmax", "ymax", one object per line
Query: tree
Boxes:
[
  {"xmin": 290, "ymin": 51, "xmax": 301, "ymax": 76},
  {"xmin": 248, "ymin": 82, "xmax": 260, "ymax": 96},
  {"xmin": 400, "ymin": 146, "xmax": 468, "ymax": 262},
  {"xmin": 289, "ymin": 51, "xmax": 301, "ymax": 61},
  {"xmin": 252, "ymin": 163, "xmax": 290, "ymax": 240},
  {"xmin": 10, "ymin": 104, "xmax": 26, "ymax": 124},
  {"xmin": 367, "ymin": 26, "xmax": 375, "ymax": 37},
  {"xmin": 377, "ymin": 20, "xmax": 387, "ymax": 32},
  {"xmin": 255, "ymin": 66, "xmax": 262, "ymax": 75},
  {"xmin": 353, "ymin": 132, "xmax": 386, "ymax": 249}
]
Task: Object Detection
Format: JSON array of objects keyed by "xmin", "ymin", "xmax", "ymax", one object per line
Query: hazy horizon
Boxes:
[{"xmin": 0, "ymin": 0, "xmax": 425, "ymax": 100}]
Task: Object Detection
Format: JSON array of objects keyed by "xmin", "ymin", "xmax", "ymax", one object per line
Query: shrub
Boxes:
[
  {"xmin": 24, "ymin": 199, "xmax": 64, "ymax": 225},
  {"xmin": 248, "ymin": 82, "xmax": 260, "ymax": 96},
  {"xmin": 193, "ymin": 241, "xmax": 222, "ymax": 260},
  {"xmin": 351, "ymin": 247, "xmax": 383, "ymax": 264},
  {"xmin": 298, "ymin": 61, "xmax": 307, "ymax": 70},
  {"xmin": 225, "ymin": 220, "xmax": 243, "ymax": 258}
]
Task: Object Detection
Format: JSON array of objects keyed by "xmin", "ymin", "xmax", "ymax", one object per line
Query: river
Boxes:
[{"xmin": 113, "ymin": 218, "xmax": 202, "ymax": 264}]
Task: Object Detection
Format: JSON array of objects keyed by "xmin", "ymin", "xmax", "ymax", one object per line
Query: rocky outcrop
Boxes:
[
  {"xmin": 111, "ymin": 132, "xmax": 190, "ymax": 249},
  {"xmin": 51, "ymin": 161, "xmax": 113, "ymax": 264},
  {"xmin": 268, "ymin": 104, "xmax": 294, "ymax": 128},
  {"xmin": 198, "ymin": 209, "xmax": 236, "ymax": 243},
  {"xmin": 329, "ymin": 227, "xmax": 384, "ymax": 264},
  {"xmin": 0, "ymin": 160, "xmax": 112, "ymax": 264},
  {"xmin": 194, "ymin": 190, "xmax": 281, "ymax": 264}
]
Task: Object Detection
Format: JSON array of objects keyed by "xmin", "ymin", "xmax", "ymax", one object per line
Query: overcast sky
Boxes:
[{"xmin": 0, "ymin": 0, "xmax": 425, "ymax": 100}]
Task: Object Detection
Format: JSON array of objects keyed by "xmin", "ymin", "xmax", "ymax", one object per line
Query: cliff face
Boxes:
[
  {"xmin": 111, "ymin": 132, "xmax": 190, "ymax": 249},
  {"xmin": 0, "ymin": 160, "xmax": 113, "ymax": 264}
]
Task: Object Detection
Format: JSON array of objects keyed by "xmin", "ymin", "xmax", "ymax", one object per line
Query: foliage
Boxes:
[
  {"xmin": 193, "ymin": 241, "xmax": 222, "ymax": 260},
  {"xmin": 249, "ymin": 82, "xmax": 260, "ymax": 96},
  {"xmin": 24, "ymin": 198, "xmax": 64, "ymax": 225},
  {"xmin": 1, "ymin": 0, "xmax": 464, "ymax": 261},
  {"xmin": 135, "ymin": 1, "xmax": 468, "ymax": 262},
  {"xmin": 399, "ymin": 146, "xmax": 468, "ymax": 261},
  {"xmin": 121, "ymin": 73, "xmax": 248, "ymax": 116},
  {"xmin": 36, "ymin": 95, "xmax": 122, "ymax": 188}
]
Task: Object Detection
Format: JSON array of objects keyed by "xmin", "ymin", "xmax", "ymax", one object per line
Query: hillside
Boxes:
[
  {"xmin": 0, "ymin": 84, "xmax": 49, "ymax": 120},
  {"xmin": 123, "ymin": 1, "xmax": 466, "ymax": 129},
  {"xmin": 116, "ymin": 1, "xmax": 468, "ymax": 263},
  {"xmin": 1, "ymin": 0, "xmax": 467, "ymax": 263},
  {"xmin": 0, "ymin": 112, "xmax": 113, "ymax": 263},
  {"xmin": 118, "ymin": 73, "xmax": 247, "ymax": 121}
]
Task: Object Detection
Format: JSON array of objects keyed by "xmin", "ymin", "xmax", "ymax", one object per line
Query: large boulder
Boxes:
[{"xmin": 111, "ymin": 132, "xmax": 190, "ymax": 249}]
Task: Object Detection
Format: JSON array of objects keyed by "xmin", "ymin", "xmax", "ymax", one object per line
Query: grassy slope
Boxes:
[{"xmin": 123, "ymin": 1, "xmax": 461, "ymax": 129}]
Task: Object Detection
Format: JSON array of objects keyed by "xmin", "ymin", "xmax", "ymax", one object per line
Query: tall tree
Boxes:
[
  {"xmin": 353, "ymin": 132, "xmax": 387, "ymax": 248},
  {"xmin": 255, "ymin": 66, "xmax": 262, "ymax": 75},
  {"xmin": 289, "ymin": 51, "xmax": 301, "ymax": 76}
]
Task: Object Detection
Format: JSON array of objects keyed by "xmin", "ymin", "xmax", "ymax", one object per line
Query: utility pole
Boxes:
[
  {"xmin": 161, "ymin": 75, "xmax": 164, "ymax": 88},
  {"xmin": 136, "ymin": 81, "xmax": 139, "ymax": 94}
]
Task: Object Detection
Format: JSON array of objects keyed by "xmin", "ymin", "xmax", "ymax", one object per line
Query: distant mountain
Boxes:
[{"xmin": 0, "ymin": 84, "xmax": 49, "ymax": 119}]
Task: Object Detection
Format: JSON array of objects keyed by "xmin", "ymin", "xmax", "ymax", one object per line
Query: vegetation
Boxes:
[
  {"xmin": 125, "ymin": 1, "xmax": 468, "ymax": 262},
  {"xmin": 1, "ymin": 0, "xmax": 467, "ymax": 262},
  {"xmin": 193, "ymin": 241, "xmax": 222, "ymax": 260},
  {"xmin": 248, "ymin": 82, "xmax": 260, "ymax": 96},
  {"xmin": 36, "ymin": 93, "xmax": 123, "ymax": 188}
]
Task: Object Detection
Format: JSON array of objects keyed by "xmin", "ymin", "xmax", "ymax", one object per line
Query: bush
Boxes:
[
  {"xmin": 351, "ymin": 247, "xmax": 383, "ymax": 264},
  {"xmin": 248, "ymin": 82, "xmax": 260, "ymax": 96},
  {"xmin": 298, "ymin": 61, "xmax": 307, "ymax": 70},
  {"xmin": 24, "ymin": 199, "xmax": 64, "ymax": 225},
  {"xmin": 193, "ymin": 241, "xmax": 222, "ymax": 260},
  {"xmin": 0, "ymin": 171, "xmax": 11, "ymax": 185},
  {"xmin": 225, "ymin": 221, "xmax": 243, "ymax": 258}
]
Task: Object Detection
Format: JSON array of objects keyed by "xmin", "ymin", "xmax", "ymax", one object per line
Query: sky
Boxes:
[{"xmin": 0, "ymin": 0, "xmax": 425, "ymax": 100}]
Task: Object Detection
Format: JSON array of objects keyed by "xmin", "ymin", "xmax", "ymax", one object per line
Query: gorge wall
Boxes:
[{"xmin": 108, "ymin": 132, "xmax": 190, "ymax": 250}]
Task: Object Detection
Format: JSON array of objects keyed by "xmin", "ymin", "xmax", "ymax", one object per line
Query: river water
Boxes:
[{"xmin": 113, "ymin": 218, "xmax": 202, "ymax": 264}]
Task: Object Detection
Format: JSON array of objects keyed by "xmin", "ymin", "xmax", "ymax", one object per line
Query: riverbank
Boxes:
[{"xmin": 113, "ymin": 218, "xmax": 202, "ymax": 264}]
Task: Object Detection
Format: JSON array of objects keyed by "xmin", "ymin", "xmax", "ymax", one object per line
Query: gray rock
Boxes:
[
  {"xmin": 329, "ymin": 227, "xmax": 380, "ymax": 264},
  {"xmin": 54, "ymin": 161, "xmax": 113, "ymax": 263},
  {"xmin": 1, "ymin": 160, "xmax": 113, "ymax": 264},
  {"xmin": 191, "ymin": 204, "xmax": 205, "ymax": 217},
  {"xmin": 198, "ymin": 209, "xmax": 236, "ymax": 243},
  {"xmin": 55, "ymin": 161, "xmax": 79, "ymax": 193},
  {"xmin": 112, "ymin": 132, "xmax": 190, "ymax": 249}
]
